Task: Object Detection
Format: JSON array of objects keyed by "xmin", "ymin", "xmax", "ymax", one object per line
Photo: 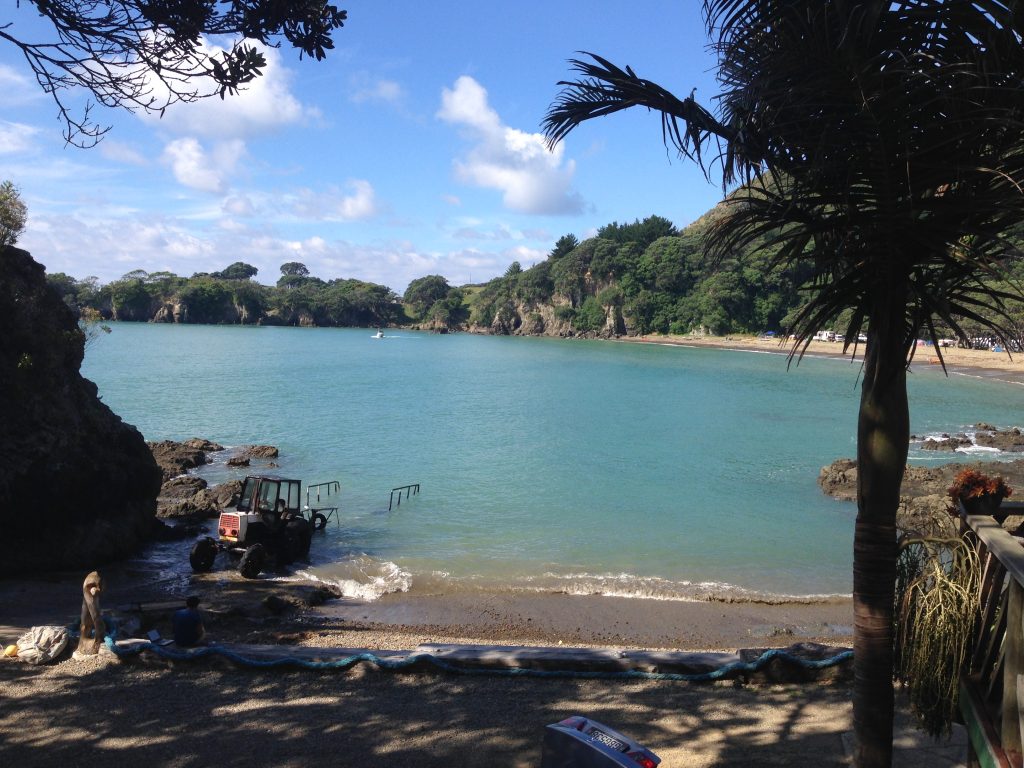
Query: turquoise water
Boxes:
[{"xmin": 82, "ymin": 324, "xmax": 1024, "ymax": 601}]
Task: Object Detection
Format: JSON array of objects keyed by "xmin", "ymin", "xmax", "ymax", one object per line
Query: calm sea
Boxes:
[{"xmin": 82, "ymin": 324, "xmax": 1024, "ymax": 601}]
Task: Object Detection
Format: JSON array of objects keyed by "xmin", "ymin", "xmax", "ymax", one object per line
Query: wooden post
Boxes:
[{"xmin": 1002, "ymin": 578, "xmax": 1024, "ymax": 755}]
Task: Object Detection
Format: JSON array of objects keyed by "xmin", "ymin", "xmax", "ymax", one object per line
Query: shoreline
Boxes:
[
  {"xmin": 615, "ymin": 332, "xmax": 1024, "ymax": 387},
  {"xmin": 0, "ymin": 536, "xmax": 853, "ymax": 654}
]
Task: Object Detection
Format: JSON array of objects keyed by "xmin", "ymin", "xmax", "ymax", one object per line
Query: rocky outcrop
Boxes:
[
  {"xmin": 238, "ymin": 444, "xmax": 279, "ymax": 459},
  {"xmin": 910, "ymin": 424, "xmax": 1024, "ymax": 453},
  {"xmin": 0, "ymin": 246, "xmax": 162, "ymax": 575},
  {"xmin": 147, "ymin": 440, "xmax": 208, "ymax": 482},
  {"xmin": 819, "ymin": 457, "xmax": 1024, "ymax": 537}
]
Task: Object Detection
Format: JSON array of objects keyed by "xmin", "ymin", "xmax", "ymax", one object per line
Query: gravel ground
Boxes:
[{"xmin": 1, "ymin": 651, "xmax": 861, "ymax": 767}]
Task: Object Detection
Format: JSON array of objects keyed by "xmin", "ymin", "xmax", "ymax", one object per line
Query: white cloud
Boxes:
[
  {"xmin": 0, "ymin": 64, "xmax": 44, "ymax": 105},
  {"xmin": 291, "ymin": 180, "xmax": 379, "ymax": 221},
  {"xmin": 162, "ymin": 137, "xmax": 245, "ymax": 193},
  {"xmin": 222, "ymin": 194, "xmax": 255, "ymax": 217},
  {"xmin": 349, "ymin": 73, "xmax": 406, "ymax": 106},
  {"xmin": 437, "ymin": 76, "xmax": 584, "ymax": 215},
  {"xmin": 0, "ymin": 121, "xmax": 39, "ymax": 155},
  {"xmin": 144, "ymin": 41, "xmax": 314, "ymax": 139},
  {"xmin": 99, "ymin": 140, "xmax": 149, "ymax": 167}
]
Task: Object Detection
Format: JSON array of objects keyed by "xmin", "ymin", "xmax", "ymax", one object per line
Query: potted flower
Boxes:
[{"xmin": 948, "ymin": 468, "xmax": 1013, "ymax": 517}]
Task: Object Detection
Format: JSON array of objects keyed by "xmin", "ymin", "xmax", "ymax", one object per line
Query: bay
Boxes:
[{"xmin": 81, "ymin": 323, "xmax": 1024, "ymax": 601}]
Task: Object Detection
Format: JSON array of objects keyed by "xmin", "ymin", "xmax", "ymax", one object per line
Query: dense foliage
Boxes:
[
  {"xmin": 50, "ymin": 262, "xmax": 403, "ymax": 328},
  {"xmin": 470, "ymin": 210, "xmax": 815, "ymax": 337},
  {"xmin": 46, "ymin": 205, "xmax": 1024, "ymax": 337}
]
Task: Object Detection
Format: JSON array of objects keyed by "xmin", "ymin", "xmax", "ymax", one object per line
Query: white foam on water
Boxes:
[{"xmin": 292, "ymin": 555, "xmax": 412, "ymax": 601}]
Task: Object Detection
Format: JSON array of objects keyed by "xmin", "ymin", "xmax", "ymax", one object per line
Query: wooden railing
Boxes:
[{"xmin": 960, "ymin": 501, "xmax": 1024, "ymax": 768}]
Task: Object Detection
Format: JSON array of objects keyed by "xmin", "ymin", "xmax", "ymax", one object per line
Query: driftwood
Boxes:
[{"xmin": 75, "ymin": 571, "xmax": 105, "ymax": 655}]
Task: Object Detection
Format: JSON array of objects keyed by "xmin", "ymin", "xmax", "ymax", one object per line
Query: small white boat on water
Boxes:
[{"xmin": 372, "ymin": 328, "xmax": 385, "ymax": 339}]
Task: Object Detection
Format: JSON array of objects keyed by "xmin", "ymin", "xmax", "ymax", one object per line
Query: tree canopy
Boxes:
[
  {"xmin": 1, "ymin": 1, "xmax": 348, "ymax": 146},
  {"xmin": 0, "ymin": 181, "xmax": 27, "ymax": 248}
]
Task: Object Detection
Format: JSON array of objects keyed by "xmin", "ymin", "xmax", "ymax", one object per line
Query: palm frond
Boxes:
[{"xmin": 543, "ymin": 52, "xmax": 734, "ymax": 173}]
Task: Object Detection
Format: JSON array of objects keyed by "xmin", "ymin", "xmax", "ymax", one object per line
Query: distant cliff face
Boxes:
[{"xmin": 0, "ymin": 246, "xmax": 162, "ymax": 575}]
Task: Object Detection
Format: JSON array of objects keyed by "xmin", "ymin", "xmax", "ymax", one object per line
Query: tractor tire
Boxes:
[
  {"xmin": 189, "ymin": 537, "xmax": 217, "ymax": 572},
  {"xmin": 239, "ymin": 544, "xmax": 266, "ymax": 579},
  {"xmin": 282, "ymin": 519, "xmax": 311, "ymax": 563},
  {"xmin": 293, "ymin": 518, "xmax": 313, "ymax": 556},
  {"xmin": 311, "ymin": 512, "xmax": 328, "ymax": 531}
]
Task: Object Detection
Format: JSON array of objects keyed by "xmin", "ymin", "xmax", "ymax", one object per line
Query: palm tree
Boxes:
[{"xmin": 544, "ymin": 3, "xmax": 1024, "ymax": 766}]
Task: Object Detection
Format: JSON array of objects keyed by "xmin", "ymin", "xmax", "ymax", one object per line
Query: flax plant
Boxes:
[{"xmin": 894, "ymin": 537, "xmax": 980, "ymax": 736}]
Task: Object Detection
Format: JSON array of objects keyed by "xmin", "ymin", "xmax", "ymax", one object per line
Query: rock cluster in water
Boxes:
[
  {"xmin": 819, "ymin": 425, "xmax": 1024, "ymax": 537},
  {"xmin": 148, "ymin": 439, "xmax": 280, "ymax": 540},
  {"xmin": 0, "ymin": 246, "xmax": 163, "ymax": 575}
]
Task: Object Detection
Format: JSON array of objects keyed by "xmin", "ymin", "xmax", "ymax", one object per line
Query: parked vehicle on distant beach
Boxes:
[
  {"xmin": 189, "ymin": 475, "xmax": 339, "ymax": 578},
  {"xmin": 813, "ymin": 330, "xmax": 837, "ymax": 342}
]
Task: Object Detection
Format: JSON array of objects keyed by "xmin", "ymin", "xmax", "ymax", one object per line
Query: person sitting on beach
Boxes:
[{"xmin": 172, "ymin": 595, "xmax": 206, "ymax": 647}]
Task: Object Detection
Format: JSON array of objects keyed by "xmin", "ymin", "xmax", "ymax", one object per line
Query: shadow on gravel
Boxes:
[{"xmin": 0, "ymin": 657, "xmax": 856, "ymax": 767}]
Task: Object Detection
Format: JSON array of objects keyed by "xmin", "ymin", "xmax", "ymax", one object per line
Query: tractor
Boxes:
[{"xmin": 189, "ymin": 475, "xmax": 339, "ymax": 579}]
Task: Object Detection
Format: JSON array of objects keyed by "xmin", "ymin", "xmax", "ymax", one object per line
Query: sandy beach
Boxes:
[
  {"xmin": 622, "ymin": 332, "xmax": 1024, "ymax": 388},
  {"xmin": 0, "ymin": 559, "xmax": 957, "ymax": 768}
]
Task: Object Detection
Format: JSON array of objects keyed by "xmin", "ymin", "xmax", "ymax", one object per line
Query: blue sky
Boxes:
[{"xmin": 0, "ymin": 1, "xmax": 726, "ymax": 294}]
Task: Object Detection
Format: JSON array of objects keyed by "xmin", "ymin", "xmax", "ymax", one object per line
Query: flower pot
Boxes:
[{"xmin": 960, "ymin": 493, "xmax": 1006, "ymax": 517}]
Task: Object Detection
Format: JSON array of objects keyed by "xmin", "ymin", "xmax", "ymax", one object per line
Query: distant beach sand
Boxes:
[{"xmin": 619, "ymin": 331, "xmax": 1024, "ymax": 387}]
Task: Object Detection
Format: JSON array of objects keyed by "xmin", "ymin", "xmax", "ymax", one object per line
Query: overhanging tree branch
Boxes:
[{"xmin": 4, "ymin": 0, "xmax": 347, "ymax": 147}]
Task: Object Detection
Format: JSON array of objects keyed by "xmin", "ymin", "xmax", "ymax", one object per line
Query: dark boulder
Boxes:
[
  {"xmin": 238, "ymin": 445, "xmax": 279, "ymax": 459},
  {"xmin": 182, "ymin": 438, "xmax": 225, "ymax": 452},
  {"xmin": 975, "ymin": 427, "xmax": 1024, "ymax": 453},
  {"xmin": 147, "ymin": 440, "xmax": 207, "ymax": 482},
  {"xmin": 209, "ymin": 479, "xmax": 244, "ymax": 509},
  {"xmin": 0, "ymin": 246, "xmax": 162, "ymax": 575}
]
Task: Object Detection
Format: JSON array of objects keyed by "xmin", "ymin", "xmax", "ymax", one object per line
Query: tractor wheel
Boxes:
[
  {"xmin": 282, "ymin": 520, "xmax": 310, "ymax": 563},
  {"xmin": 189, "ymin": 537, "xmax": 217, "ymax": 572},
  {"xmin": 239, "ymin": 544, "xmax": 266, "ymax": 579},
  {"xmin": 293, "ymin": 518, "xmax": 313, "ymax": 556},
  {"xmin": 311, "ymin": 512, "xmax": 328, "ymax": 531}
]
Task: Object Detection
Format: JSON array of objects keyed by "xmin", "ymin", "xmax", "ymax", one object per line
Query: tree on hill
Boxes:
[
  {"xmin": 548, "ymin": 233, "xmax": 579, "ymax": 261},
  {"xmin": 1, "ymin": 1, "xmax": 348, "ymax": 146},
  {"xmin": 280, "ymin": 262, "xmax": 310, "ymax": 277},
  {"xmin": 214, "ymin": 261, "xmax": 258, "ymax": 280},
  {"xmin": 403, "ymin": 275, "xmax": 452, "ymax": 321},
  {"xmin": 598, "ymin": 215, "xmax": 677, "ymax": 249},
  {"xmin": 545, "ymin": 3, "xmax": 1024, "ymax": 766},
  {"xmin": 0, "ymin": 181, "xmax": 27, "ymax": 248}
]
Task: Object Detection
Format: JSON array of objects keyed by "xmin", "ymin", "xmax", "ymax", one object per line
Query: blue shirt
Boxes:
[{"xmin": 172, "ymin": 607, "xmax": 204, "ymax": 646}]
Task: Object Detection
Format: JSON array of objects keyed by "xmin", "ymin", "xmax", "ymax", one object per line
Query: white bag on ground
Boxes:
[{"xmin": 16, "ymin": 625, "xmax": 70, "ymax": 665}]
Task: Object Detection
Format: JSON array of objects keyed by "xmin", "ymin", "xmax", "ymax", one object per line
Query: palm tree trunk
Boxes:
[{"xmin": 853, "ymin": 293, "xmax": 910, "ymax": 768}]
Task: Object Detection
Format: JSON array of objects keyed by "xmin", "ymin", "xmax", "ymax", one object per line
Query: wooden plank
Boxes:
[
  {"xmin": 979, "ymin": 586, "xmax": 1009, "ymax": 681},
  {"xmin": 966, "ymin": 515, "xmax": 1024, "ymax": 591},
  {"xmin": 974, "ymin": 561, "xmax": 1007, "ymax": 671},
  {"xmin": 1005, "ymin": 582, "xmax": 1024, "ymax": 753},
  {"xmin": 975, "ymin": 559, "xmax": 1006, "ymax": 672},
  {"xmin": 961, "ymin": 678, "xmax": 1013, "ymax": 768},
  {"xmin": 1017, "ymin": 674, "xmax": 1024, "ymax": 764}
]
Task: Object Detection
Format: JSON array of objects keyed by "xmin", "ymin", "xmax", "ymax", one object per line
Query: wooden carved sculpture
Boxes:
[{"xmin": 75, "ymin": 571, "xmax": 105, "ymax": 655}]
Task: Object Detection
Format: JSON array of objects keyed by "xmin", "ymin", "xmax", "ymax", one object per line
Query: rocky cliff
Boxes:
[{"xmin": 0, "ymin": 246, "xmax": 163, "ymax": 575}]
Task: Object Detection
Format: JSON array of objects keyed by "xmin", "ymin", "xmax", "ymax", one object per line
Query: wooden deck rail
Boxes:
[{"xmin": 960, "ymin": 501, "xmax": 1024, "ymax": 768}]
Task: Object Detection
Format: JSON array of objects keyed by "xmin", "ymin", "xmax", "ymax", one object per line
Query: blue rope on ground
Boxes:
[{"xmin": 103, "ymin": 636, "xmax": 853, "ymax": 682}]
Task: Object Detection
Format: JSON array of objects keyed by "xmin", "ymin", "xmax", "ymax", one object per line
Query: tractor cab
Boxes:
[{"xmin": 237, "ymin": 476, "xmax": 302, "ymax": 531}]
